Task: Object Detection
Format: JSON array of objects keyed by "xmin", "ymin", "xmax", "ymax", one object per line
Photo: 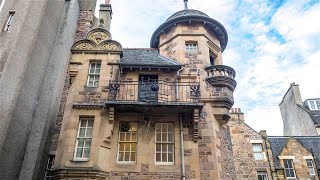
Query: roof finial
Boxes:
[{"xmin": 184, "ymin": 0, "xmax": 188, "ymax": 10}]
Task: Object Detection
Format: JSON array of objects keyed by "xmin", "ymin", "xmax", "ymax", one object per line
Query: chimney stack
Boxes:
[{"xmin": 99, "ymin": 0, "xmax": 112, "ymax": 31}]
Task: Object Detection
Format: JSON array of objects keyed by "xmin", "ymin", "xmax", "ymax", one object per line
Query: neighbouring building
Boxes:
[
  {"xmin": 229, "ymin": 108, "xmax": 272, "ymax": 180},
  {"xmin": 51, "ymin": 0, "xmax": 238, "ymax": 179},
  {"xmin": 280, "ymin": 83, "xmax": 320, "ymax": 136},
  {"xmin": 229, "ymin": 108, "xmax": 320, "ymax": 180},
  {"xmin": 268, "ymin": 136, "xmax": 320, "ymax": 180}
]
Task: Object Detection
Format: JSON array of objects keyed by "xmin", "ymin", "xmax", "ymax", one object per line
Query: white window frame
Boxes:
[
  {"xmin": 185, "ymin": 42, "xmax": 198, "ymax": 53},
  {"xmin": 117, "ymin": 122, "xmax": 138, "ymax": 164},
  {"xmin": 284, "ymin": 159, "xmax": 296, "ymax": 179},
  {"xmin": 155, "ymin": 123, "xmax": 174, "ymax": 165},
  {"xmin": 87, "ymin": 62, "xmax": 100, "ymax": 87},
  {"xmin": 74, "ymin": 118, "xmax": 94, "ymax": 161},
  {"xmin": 252, "ymin": 143, "xmax": 265, "ymax": 160},
  {"xmin": 3, "ymin": 11, "xmax": 14, "ymax": 31},
  {"xmin": 0, "ymin": 0, "xmax": 6, "ymax": 13},
  {"xmin": 308, "ymin": 100, "xmax": 320, "ymax": 110},
  {"xmin": 306, "ymin": 159, "xmax": 316, "ymax": 176},
  {"xmin": 257, "ymin": 171, "xmax": 268, "ymax": 180}
]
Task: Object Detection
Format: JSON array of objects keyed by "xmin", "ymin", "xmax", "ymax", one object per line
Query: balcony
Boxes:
[
  {"xmin": 205, "ymin": 65, "xmax": 236, "ymax": 91},
  {"xmin": 105, "ymin": 80, "xmax": 203, "ymax": 113}
]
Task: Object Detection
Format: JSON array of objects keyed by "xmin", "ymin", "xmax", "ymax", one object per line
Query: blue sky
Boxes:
[{"xmin": 97, "ymin": 0, "xmax": 320, "ymax": 135}]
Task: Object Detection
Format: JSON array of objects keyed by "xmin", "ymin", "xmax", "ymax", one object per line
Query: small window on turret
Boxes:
[{"xmin": 185, "ymin": 42, "xmax": 197, "ymax": 53}]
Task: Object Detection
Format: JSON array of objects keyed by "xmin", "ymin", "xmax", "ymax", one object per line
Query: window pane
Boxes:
[
  {"xmin": 83, "ymin": 148, "xmax": 90, "ymax": 158},
  {"xmin": 119, "ymin": 132, "xmax": 125, "ymax": 141},
  {"xmin": 131, "ymin": 133, "xmax": 137, "ymax": 141},
  {"xmin": 168, "ymin": 133, "xmax": 173, "ymax": 142},
  {"xmin": 131, "ymin": 152, "xmax": 136, "ymax": 161},
  {"xmin": 162, "ymin": 133, "xmax": 167, "ymax": 142},
  {"xmin": 118, "ymin": 152, "xmax": 124, "ymax": 161},
  {"xmin": 156, "ymin": 133, "xmax": 161, "ymax": 141},
  {"xmin": 131, "ymin": 143, "xmax": 136, "ymax": 151},
  {"xmin": 87, "ymin": 120, "xmax": 94, "ymax": 127},
  {"xmin": 168, "ymin": 153, "xmax": 173, "ymax": 162},
  {"xmin": 119, "ymin": 143, "xmax": 124, "ymax": 151},
  {"xmin": 84, "ymin": 139, "xmax": 91, "ymax": 147},
  {"xmin": 156, "ymin": 153, "xmax": 161, "ymax": 161},
  {"xmin": 79, "ymin": 128, "xmax": 86, "ymax": 137},
  {"xmin": 76, "ymin": 148, "xmax": 83, "ymax": 157},
  {"xmin": 78, "ymin": 139, "xmax": 85, "ymax": 147},
  {"xmin": 124, "ymin": 152, "xmax": 130, "ymax": 161},
  {"xmin": 156, "ymin": 125, "xmax": 161, "ymax": 132},
  {"xmin": 80, "ymin": 120, "xmax": 87, "ymax": 127},
  {"xmin": 162, "ymin": 153, "xmax": 167, "ymax": 162},
  {"xmin": 162, "ymin": 144, "xmax": 167, "ymax": 152},
  {"xmin": 125, "ymin": 133, "xmax": 131, "ymax": 141},
  {"xmin": 168, "ymin": 144, "xmax": 173, "ymax": 153},
  {"xmin": 86, "ymin": 128, "xmax": 92, "ymax": 137},
  {"xmin": 156, "ymin": 144, "xmax": 161, "ymax": 152}
]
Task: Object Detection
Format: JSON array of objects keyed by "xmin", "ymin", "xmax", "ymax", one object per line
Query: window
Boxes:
[
  {"xmin": 87, "ymin": 62, "xmax": 100, "ymax": 87},
  {"xmin": 284, "ymin": 159, "xmax": 296, "ymax": 179},
  {"xmin": 306, "ymin": 159, "xmax": 315, "ymax": 176},
  {"xmin": 257, "ymin": 172, "xmax": 268, "ymax": 180},
  {"xmin": 74, "ymin": 118, "xmax": 93, "ymax": 160},
  {"xmin": 252, "ymin": 143, "xmax": 265, "ymax": 160},
  {"xmin": 44, "ymin": 155, "xmax": 55, "ymax": 180},
  {"xmin": 117, "ymin": 122, "xmax": 137, "ymax": 163},
  {"xmin": 308, "ymin": 100, "xmax": 320, "ymax": 110},
  {"xmin": 185, "ymin": 42, "xmax": 198, "ymax": 53},
  {"xmin": 3, "ymin": 12, "xmax": 14, "ymax": 31},
  {"xmin": 155, "ymin": 123, "xmax": 174, "ymax": 165}
]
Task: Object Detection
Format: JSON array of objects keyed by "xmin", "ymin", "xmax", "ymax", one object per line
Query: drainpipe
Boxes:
[
  {"xmin": 176, "ymin": 66, "xmax": 185, "ymax": 100},
  {"xmin": 179, "ymin": 113, "xmax": 186, "ymax": 180}
]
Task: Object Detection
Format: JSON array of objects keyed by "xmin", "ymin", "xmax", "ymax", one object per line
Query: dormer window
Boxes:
[
  {"xmin": 307, "ymin": 100, "xmax": 320, "ymax": 110},
  {"xmin": 185, "ymin": 42, "xmax": 198, "ymax": 53},
  {"xmin": 87, "ymin": 62, "xmax": 101, "ymax": 87}
]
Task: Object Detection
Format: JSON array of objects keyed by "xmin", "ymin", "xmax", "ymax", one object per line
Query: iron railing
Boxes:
[{"xmin": 107, "ymin": 80, "xmax": 200, "ymax": 103}]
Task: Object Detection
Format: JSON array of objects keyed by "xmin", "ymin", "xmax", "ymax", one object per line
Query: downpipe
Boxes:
[{"xmin": 180, "ymin": 113, "xmax": 186, "ymax": 180}]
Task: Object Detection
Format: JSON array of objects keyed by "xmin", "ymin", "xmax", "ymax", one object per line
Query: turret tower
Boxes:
[{"xmin": 150, "ymin": 1, "xmax": 237, "ymax": 178}]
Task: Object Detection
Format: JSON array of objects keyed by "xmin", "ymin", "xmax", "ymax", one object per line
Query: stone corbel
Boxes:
[{"xmin": 193, "ymin": 108, "xmax": 200, "ymax": 142}]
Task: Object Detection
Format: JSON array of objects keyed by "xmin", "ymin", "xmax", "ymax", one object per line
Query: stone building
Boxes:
[
  {"xmin": 268, "ymin": 136, "xmax": 320, "ymax": 179},
  {"xmin": 229, "ymin": 108, "xmax": 272, "ymax": 180},
  {"xmin": 280, "ymin": 83, "xmax": 320, "ymax": 136},
  {"xmin": 229, "ymin": 108, "xmax": 320, "ymax": 180},
  {"xmin": 49, "ymin": 0, "xmax": 239, "ymax": 179},
  {"xmin": 0, "ymin": 0, "xmax": 89, "ymax": 179}
]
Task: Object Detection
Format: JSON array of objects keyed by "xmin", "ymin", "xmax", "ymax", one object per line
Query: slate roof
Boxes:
[
  {"xmin": 268, "ymin": 136, "xmax": 320, "ymax": 169},
  {"xmin": 120, "ymin": 49, "xmax": 181, "ymax": 69},
  {"xmin": 150, "ymin": 9, "xmax": 228, "ymax": 51}
]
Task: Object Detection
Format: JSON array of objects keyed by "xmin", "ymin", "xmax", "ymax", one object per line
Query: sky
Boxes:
[{"xmin": 96, "ymin": 0, "xmax": 320, "ymax": 135}]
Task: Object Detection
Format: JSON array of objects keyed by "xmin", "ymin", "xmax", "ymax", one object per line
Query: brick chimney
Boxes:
[{"xmin": 99, "ymin": 0, "xmax": 112, "ymax": 31}]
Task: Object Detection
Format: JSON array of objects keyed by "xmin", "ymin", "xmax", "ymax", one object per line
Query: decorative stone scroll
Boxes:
[
  {"xmin": 194, "ymin": 108, "xmax": 200, "ymax": 142},
  {"xmin": 71, "ymin": 28, "xmax": 122, "ymax": 53}
]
